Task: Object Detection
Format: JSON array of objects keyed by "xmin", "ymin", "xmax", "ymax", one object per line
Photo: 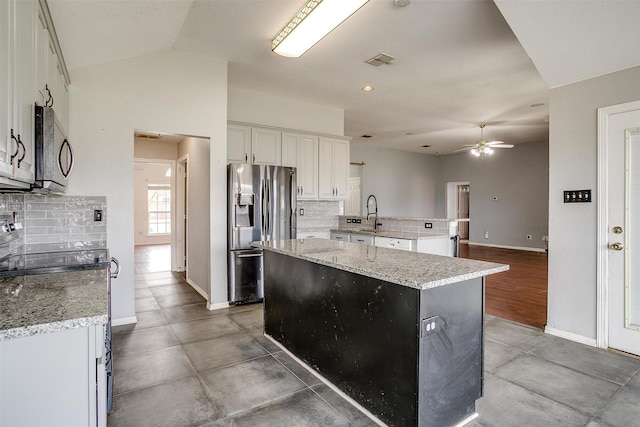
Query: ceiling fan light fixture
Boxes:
[{"xmin": 271, "ymin": 0, "xmax": 370, "ymax": 58}]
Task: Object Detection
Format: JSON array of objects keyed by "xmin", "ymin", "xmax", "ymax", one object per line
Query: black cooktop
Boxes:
[{"xmin": 0, "ymin": 249, "xmax": 111, "ymax": 276}]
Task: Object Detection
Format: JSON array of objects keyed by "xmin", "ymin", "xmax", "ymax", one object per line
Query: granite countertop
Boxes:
[
  {"xmin": 330, "ymin": 229, "xmax": 450, "ymax": 240},
  {"xmin": 0, "ymin": 269, "xmax": 108, "ymax": 341},
  {"xmin": 253, "ymin": 239, "xmax": 508, "ymax": 291}
]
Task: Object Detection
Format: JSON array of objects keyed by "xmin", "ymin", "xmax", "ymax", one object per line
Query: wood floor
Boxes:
[{"xmin": 460, "ymin": 243, "xmax": 548, "ymax": 329}]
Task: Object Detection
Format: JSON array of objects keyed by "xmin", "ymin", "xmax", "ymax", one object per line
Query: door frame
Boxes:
[
  {"xmin": 175, "ymin": 154, "xmax": 188, "ymax": 274},
  {"xmin": 596, "ymin": 99, "xmax": 640, "ymax": 349}
]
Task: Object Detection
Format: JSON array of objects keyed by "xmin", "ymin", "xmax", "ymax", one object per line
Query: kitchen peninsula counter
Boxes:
[{"xmin": 253, "ymin": 239, "xmax": 508, "ymax": 427}]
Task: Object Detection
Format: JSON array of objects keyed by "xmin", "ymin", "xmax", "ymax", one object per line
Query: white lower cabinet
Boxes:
[
  {"xmin": 374, "ymin": 236, "xmax": 416, "ymax": 252},
  {"xmin": 0, "ymin": 325, "xmax": 107, "ymax": 427},
  {"xmin": 350, "ymin": 233, "xmax": 374, "ymax": 245},
  {"xmin": 416, "ymin": 237, "xmax": 451, "ymax": 256},
  {"xmin": 297, "ymin": 231, "xmax": 330, "ymax": 239},
  {"xmin": 330, "ymin": 232, "xmax": 350, "ymax": 242}
]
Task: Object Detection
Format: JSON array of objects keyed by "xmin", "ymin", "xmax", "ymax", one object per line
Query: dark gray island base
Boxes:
[{"xmin": 253, "ymin": 239, "xmax": 508, "ymax": 427}]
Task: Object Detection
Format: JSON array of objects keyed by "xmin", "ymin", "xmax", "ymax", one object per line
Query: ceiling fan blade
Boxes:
[
  {"xmin": 453, "ymin": 146, "xmax": 473, "ymax": 153},
  {"xmin": 486, "ymin": 140, "xmax": 505, "ymax": 145},
  {"xmin": 491, "ymin": 144, "xmax": 514, "ymax": 149}
]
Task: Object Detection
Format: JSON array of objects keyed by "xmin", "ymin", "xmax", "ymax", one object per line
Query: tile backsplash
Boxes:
[
  {"xmin": 297, "ymin": 200, "xmax": 342, "ymax": 231},
  {"xmin": 0, "ymin": 194, "xmax": 107, "ymax": 254}
]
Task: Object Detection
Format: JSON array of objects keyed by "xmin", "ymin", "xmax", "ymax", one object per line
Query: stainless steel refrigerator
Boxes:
[{"xmin": 227, "ymin": 163, "xmax": 297, "ymax": 304}]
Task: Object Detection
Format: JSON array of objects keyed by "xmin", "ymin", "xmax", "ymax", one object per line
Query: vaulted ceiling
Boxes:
[{"xmin": 48, "ymin": 0, "xmax": 640, "ymax": 154}]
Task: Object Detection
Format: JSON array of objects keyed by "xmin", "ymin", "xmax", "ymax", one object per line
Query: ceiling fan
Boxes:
[{"xmin": 455, "ymin": 124, "xmax": 514, "ymax": 157}]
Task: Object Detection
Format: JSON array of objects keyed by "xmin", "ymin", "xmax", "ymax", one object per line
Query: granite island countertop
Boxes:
[
  {"xmin": 330, "ymin": 228, "xmax": 450, "ymax": 240},
  {"xmin": 252, "ymin": 239, "xmax": 508, "ymax": 290},
  {"xmin": 0, "ymin": 269, "xmax": 108, "ymax": 341}
]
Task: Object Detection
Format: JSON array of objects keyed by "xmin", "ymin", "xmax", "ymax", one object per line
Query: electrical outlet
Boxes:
[
  {"xmin": 527, "ymin": 235, "xmax": 532, "ymax": 240},
  {"xmin": 424, "ymin": 222, "xmax": 432, "ymax": 229},
  {"xmin": 356, "ymin": 219, "xmax": 362, "ymax": 224},
  {"xmin": 299, "ymin": 208, "xmax": 304, "ymax": 216},
  {"xmin": 542, "ymin": 236, "xmax": 549, "ymax": 242},
  {"xmin": 94, "ymin": 210, "xmax": 103, "ymax": 222},
  {"xmin": 346, "ymin": 218, "xmax": 352, "ymax": 223},
  {"xmin": 420, "ymin": 315, "xmax": 440, "ymax": 337},
  {"xmin": 484, "ymin": 230, "xmax": 489, "ymax": 239}
]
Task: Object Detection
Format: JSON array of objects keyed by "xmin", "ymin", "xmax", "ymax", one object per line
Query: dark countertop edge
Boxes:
[
  {"xmin": 0, "ymin": 314, "xmax": 109, "ymax": 342},
  {"xmin": 252, "ymin": 240, "xmax": 509, "ymax": 290}
]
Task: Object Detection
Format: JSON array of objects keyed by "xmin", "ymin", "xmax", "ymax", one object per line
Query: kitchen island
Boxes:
[{"xmin": 252, "ymin": 239, "xmax": 508, "ymax": 427}]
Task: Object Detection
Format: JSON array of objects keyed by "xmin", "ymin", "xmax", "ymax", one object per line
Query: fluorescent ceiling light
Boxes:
[{"xmin": 272, "ymin": 0, "xmax": 370, "ymax": 58}]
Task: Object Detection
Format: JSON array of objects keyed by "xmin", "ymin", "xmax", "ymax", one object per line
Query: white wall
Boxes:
[
  {"xmin": 548, "ymin": 65, "xmax": 640, "ymax": 339},
  {"xmin": 350, "ymin": 143, "xmax": 439, "ymax": 218},
  {"xmin": 178, "ymin": 136, "xmax": 210, "ymax": 298},
  {"xmin": 228, "ymin": 87, "xmax": 344, "ymax": 136},
  {"xmin": 437, "ymin": 141, "xmax": 549, "ymax": 250},
  {"xmin": 133, "ymin": 162, "xmax": 172, "ymax": 246},
  {"xmin": 67, "ymin": 49, "xmax": 228, "ymax": 322}
]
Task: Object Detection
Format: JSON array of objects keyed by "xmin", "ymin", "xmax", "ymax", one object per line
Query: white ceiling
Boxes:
[{"xmin": 47, "ymin": 0, "xmax": 640, "ymax": 155}]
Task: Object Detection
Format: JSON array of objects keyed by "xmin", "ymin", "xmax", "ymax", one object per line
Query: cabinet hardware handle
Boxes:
[
  {"xmin": 253, "ymin": 154, "xmax": 255, "ymax": 163},
  {"xmin": 9, "ymin": 130, "xmax": 19, "ymax": 165},
  {"xmin": 245, "ymin": 153, "xmax": 248, "ymax": 162},
  {"xmin": 45, "ymin": 84, "xmax": 54, "ymax": 107},
  {"xmin": 58, "ymin": 138, "xmax": 74, "ymax": 178},
  {"xmin": 17, "ymin": 135, "xmax": 26, "ymax": 168}
]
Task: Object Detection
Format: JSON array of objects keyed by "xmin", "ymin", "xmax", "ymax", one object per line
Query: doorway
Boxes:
[
  {"xmin": 447, "ymin": 181, "xmax": 470, "ymax": 240},
  {"xmin": 597, "ymin": 100, "xmax": 640, "ymax": 356}
]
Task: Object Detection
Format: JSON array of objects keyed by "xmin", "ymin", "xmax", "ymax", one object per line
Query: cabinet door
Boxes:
[
  {"xmin": 0, "ymin": 0, "xmax": 13, "ymax": 178},
  {"xmin": 35, "ymin": 4, "xmax": 48, "ymax": 106},
  {"xmin": 12, "ymin": 0, "xmax": 36, "ymax": 183},
  {"xmin": 318, "ymin": 137, "xmax": 335, "ymax": 199},
  {"xmin": 298, "ymin": 134, "xmax": 318, "ymax": 199},
  {"xmin": 251, "ymin": 127, "xmax": 281, "ymax": 165},
  {"xmin": 281, "ymin": 132, "xmax": 298, "ymax": 168},
  {"xmin": 333, "ymin": 138, "xmax": 350, "ymax": 198},
  {"xmin": 227, "ymin": 124, "xmax": 250, "ymax": 163}
]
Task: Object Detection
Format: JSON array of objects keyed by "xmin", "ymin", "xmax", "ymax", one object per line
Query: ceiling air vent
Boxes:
[
  {"xmin": 135, "ymin": 132, "xmax": 161, "ymax": 139},
  {"xmin": 365, "ymin": 53, "xmax": 395, "ymax": 67},
  {"xmin": 422, "ymin": 145, "xmax": 431, "ymax": 148},
  {"xmin": 361, "ymin": 134, "xmax": 373, "ymax": 139}
]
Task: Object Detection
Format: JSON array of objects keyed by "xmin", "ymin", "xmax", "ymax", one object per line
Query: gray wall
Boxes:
[
  {"xmin": 436, "ymin": 141, "xmax": 549, "ymax": 250},
  {"xmin": 548, "ymin": 65, "xmax": 640, "ymax": 339},
  {"xmin": 350, "ymin": 143, "xmax": 440, "ymax": 218}
]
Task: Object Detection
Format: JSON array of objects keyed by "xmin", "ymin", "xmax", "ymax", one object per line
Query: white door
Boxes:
[{"xmin": 601, "ymin": 102, "xmax": 640, "ymax": 355}]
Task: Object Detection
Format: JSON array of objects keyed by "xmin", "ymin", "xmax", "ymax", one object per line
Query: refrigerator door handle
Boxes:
[
  {"xmin": 237, "ymin": 253, "xmax": 262, "ymax": 258},
  {"xmin": 261, "ymin": 178, "xmax": 266, "ymax": 237},
  {"xmin": 267, "ymin": 179, "xmax": 271, "ymax": 235}
]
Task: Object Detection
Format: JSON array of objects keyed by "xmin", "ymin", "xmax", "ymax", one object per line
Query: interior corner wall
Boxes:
[
  {"xmin": 227, "ymin": 86, "xmax": 344, "ymax": 136},
  {"xmin": 548, "ymin": 65, "xmax": 640, "ymax": 340},
  {"xmin": 178, "ymin": 136, "xmax": 210, "ymax": 299},
  {"xmin": 436, "ymin": 141, "xmax": 549, "ymax": 250},
  {"xmin": 350, "ymin": 143, "xmax": 439, "ymax": 218},
  {"xmin": 67, "ymin": 49, "xmax": 228, "ymax": 323}
]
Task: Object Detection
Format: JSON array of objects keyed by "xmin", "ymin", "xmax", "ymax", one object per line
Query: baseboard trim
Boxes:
[
  {"xmin": 186, "ymin": 278, "xmax": 209, "ymax": 300},
  {"xmin": 467, "ymin": 242, "xmax": 546, "ymax": 253},
  {"xmin": 112, "ymin": 316, "xmax": 137, "ymax": 326},
  {"xmin": 544, "ymin": 326, "xmax": 597, "ymax": 347},
  {"xmin": 207, "ymin": 301, "xmax": 230, "ymax": 311}
]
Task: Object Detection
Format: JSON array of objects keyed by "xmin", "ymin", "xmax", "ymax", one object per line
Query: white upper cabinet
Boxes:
[
  {"xmin": 282, "ymin": 132, "xmax": 318, "ymax": 200},
  {"xmin": 227, "ymin": 124, "xmax": 282, "ymax": 166},
  {"xmin": 0, "ymin": 0, "xmax": 69, "ymax": 189},
  {"xmin": 319, "ymin": 137, "xmax": 349, "ymax": 199},
  {"xmin": 251, "ymin": 127, "xmax": 281, "ymax": 166},
  {"xmin": 227, "ymin": 123, "xmax": 251, "ymax": 163}
]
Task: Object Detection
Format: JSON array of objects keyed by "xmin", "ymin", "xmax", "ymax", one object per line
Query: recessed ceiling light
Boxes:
[
  {"xmin": 530, "ymin": 103, "xmax": 545, "ymax": 108},
  {"xmin": 361, "ymin": 85, "xmax": 374, "ymax": 92}
]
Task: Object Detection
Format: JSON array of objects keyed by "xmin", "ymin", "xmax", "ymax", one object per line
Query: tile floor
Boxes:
[{"xmin": 112, "ymin": 252, "xmax": 640, "ymax": 426}]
